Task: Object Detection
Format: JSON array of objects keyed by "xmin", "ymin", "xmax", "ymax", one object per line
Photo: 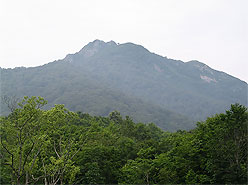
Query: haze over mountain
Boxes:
[{"xmin": 1, "ymin": 40, "xmax": 247, "ymax": 131}]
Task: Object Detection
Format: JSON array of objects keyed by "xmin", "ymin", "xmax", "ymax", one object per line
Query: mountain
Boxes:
[
  {"xmin": 1, "ymin": 39, "xmax": 247, "ymax": 130},
  {"xmin": 63, "ymin": 40, "xmax": 247, "ymax": 120}
]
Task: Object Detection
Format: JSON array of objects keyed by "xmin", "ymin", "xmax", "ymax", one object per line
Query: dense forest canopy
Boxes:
[{"xmin": 1, "ymin": 96, "xmax": 247, "ymax": 184}]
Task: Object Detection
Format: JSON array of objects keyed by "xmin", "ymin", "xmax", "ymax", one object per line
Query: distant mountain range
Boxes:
[{"xmin": 1, "ymin": 40, "xmax": 247, "ymax": 131}]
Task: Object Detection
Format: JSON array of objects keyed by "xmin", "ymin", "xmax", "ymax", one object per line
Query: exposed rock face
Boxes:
[{"xmin": 200, "ymin": 75, "xmax": 217, "ymax": 83}]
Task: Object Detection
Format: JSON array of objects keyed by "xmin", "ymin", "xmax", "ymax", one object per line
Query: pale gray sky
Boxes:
[{"xmin": 0, "ymin": 0, "xmax": 247, "ymax": 82}]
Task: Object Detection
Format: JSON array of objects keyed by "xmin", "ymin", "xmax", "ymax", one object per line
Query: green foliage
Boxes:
[
  {"xmin": 1, "ymin": 97, "xmax": 247, "ymax": 184},
  {"xmin": 0, "ymin": 96, "xmax": 47, "ymax": 184},
  {"xmin": 0, "ymin": 97, "xmax": 82, "ymax": 184},
  {"xmin": 194, "ymin": 103, "xmax": 248, "ymax": 184}
]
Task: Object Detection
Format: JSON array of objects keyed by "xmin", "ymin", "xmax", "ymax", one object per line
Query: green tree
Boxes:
[
  {"xmin": 0, "ymin": 97, "xmax": 83, "ymax": 184},
  {"xmin": 0, "ymin": 96, "xmax": 47, "ymax": 184},
  {"xmin": 195, "ymin": 103, "xmax": 247, "ymax": 183},
  {"xmin": 37, "ymin": 104, "xmax": 83, "ymax": 184}
]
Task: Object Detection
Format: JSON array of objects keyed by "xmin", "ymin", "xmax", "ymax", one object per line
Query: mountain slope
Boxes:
[
  {"xmin": 0, "ymin": 61, "xmax": 193, "ymax": 131},
  {"xmin": 1, "ymin": 39, "xmax": 247, "ymax": 130},
  {"xmin": 63, "ymin": 40, "xmax": 247, "ymax": 120}
]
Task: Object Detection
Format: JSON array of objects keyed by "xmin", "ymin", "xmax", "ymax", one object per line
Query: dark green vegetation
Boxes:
[
  {"xmin": 1, "ymin": 40, "xmax": 247, "ymax": 131},
  {"xmin": 1, "ymin": 97, "xmax": 247, "ymax": 184},
  {"xmin": 0, "ymin": 64, "xmax": 192, "ymax": 132}
]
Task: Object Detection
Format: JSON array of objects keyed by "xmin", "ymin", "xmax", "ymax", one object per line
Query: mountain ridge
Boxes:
[
  {"xmin": 60, "ymin": 40, "xmax": 247, "ymax": 119},
  {"xmin": 1, "ymin": 39, "xmax": 247, "ymax": 130},
  {"xmin": 65, "ymin": 39, "xmax": 247, "ymax": 83},
  {"xmin": 2, "ymin": 39, "xmax": 247, "ymax": 83}
]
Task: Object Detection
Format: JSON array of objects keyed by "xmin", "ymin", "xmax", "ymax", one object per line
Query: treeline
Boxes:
[{"xmin": 0, "ymin": 97, "xmax": 247, "ymax": 184}]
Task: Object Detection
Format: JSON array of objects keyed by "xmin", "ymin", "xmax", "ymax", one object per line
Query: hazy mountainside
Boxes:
[
  {"xmin": 64, "ymin": 40, "xmax": 247, "ymax": 120},
  {"xmin": 1, "ymin": 39, "xmax": 247, "ymax": 130},
  {"xmin": 0, "ymin": 61, "xmax": 193, "ymax": 131}
]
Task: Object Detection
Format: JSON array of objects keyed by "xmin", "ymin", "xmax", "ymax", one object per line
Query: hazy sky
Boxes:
[{"xmin": 1, "ymin": 0, "xmax": 247, "ymax": 82}]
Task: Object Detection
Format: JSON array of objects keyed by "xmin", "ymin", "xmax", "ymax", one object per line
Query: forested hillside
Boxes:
[
  {"xmin": 1, "ymin": 97, "xmax": 247, "ymax": 184},
  {"xmin": 1, "ymin": 40, "xmax": 247, "ymax": 131},
  {"xmin": 0, "ymin": 62, "xmax": 193, "ymax": 131}
]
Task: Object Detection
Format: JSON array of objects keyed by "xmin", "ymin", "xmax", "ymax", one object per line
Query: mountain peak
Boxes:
[
  {"xmin": 106, "ymin": 40, "xmax": 117, "ymax": 46},
  {"xmin": 77, "ymin": 39, "xmax": 117, "ymax": 58},
  {"xmin": 85, "ymin": 39, "xmax": 117, "ymax": 48},
  {"xmin": 85, "ymin": 39, "xmax": 106, "ymax": 48},
  {"xmin": 79, "ymin": 40, "xmax": 106, "ymax": 58}
]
